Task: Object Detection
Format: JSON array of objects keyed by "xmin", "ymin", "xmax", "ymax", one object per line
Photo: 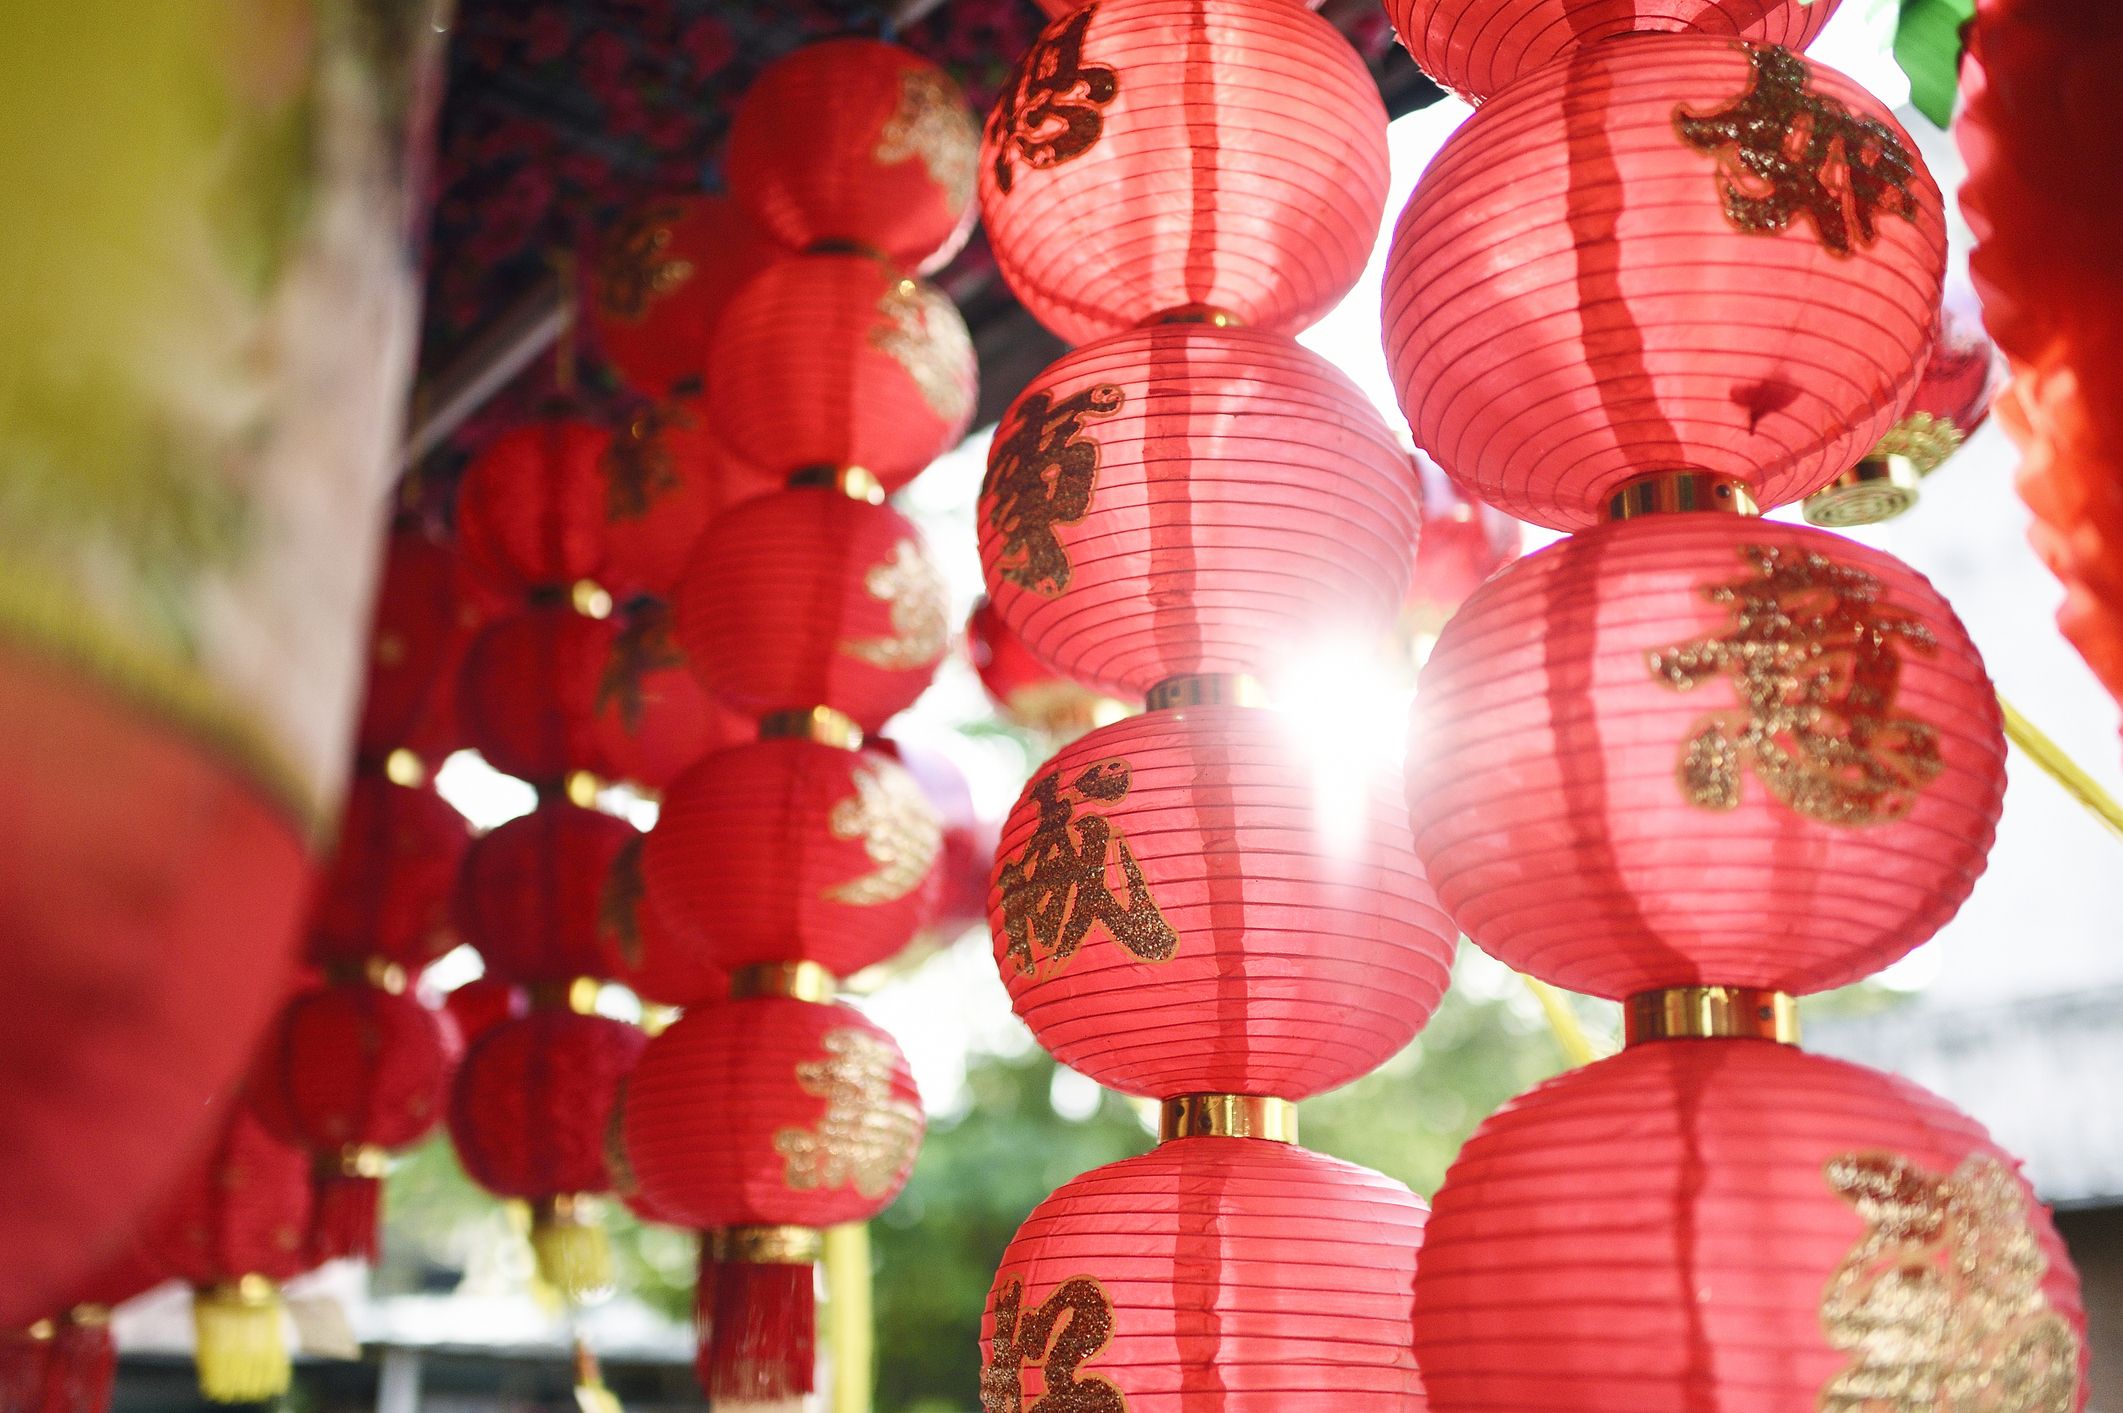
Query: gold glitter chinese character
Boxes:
[
  {"xmin": 1674, "ymin": 44, "xmax": 1919, "ymax": 256},
  {"xmin": 596, "ymin": 606, "xmax": 686, "ymax": 736},
  {"xmin": 982, "ymin": 1274, "xmax": 1125, "ymax": 1413},
  {"xmin": 597, "ymin": 836, "xmax": 651, "ymax": 969},
  {"xmin": 840, "ymin": 538, "xmax": 949, "ymax": 671},
  {"xmin": 1873, "ymin": 411, "xmax": 1966, "ymax": 475},
  {"xmin": 823, "ymin": 758, "xmax": 942, "ymax": 907},
  {"xmin": 985, "ymin": 384, "xmax": 1125, "ymax": 597},
  {"xmin": 594, "ymin": 203, "xmax": 696, "ymax": 319},
  {"xmin": 996, "ymin": 758, "xmax": 1178, "ymax": 978},
  {"xmin": 876, "ymin": 68, "xmax": 979, "ymax": 211},
  {"xmin": 600, "ymin": 401, "xmax": 693, "ymax": 521},
  {"xmin": 1819, "ymin": 1152, "xmax": 2081, "ymax": 1411},
  {"xmin": 774, "ymin": 1030, "xmax": 923, "ymax": 1199},
  {"xmin": 1646, "ymin": 545, "xmax": 1943, "ymax": 826},
  {"xmin": 871, "ymin": 278, "xmax": 974, "ymax": 423},
  {"xmin": 987, "ymin": 8, "xmax": 1119, "ymax": 196}
]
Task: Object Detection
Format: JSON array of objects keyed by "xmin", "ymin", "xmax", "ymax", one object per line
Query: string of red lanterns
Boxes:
[{"xmin": 1378, "ymin": 14, "xmax": 2090, "ymax": 1407}]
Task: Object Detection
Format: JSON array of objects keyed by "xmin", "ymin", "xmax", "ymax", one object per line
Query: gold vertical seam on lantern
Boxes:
[
  {"xmin": 1143, "ymin": 674, "xmax": 1269, "ymax": 712},
  {"xmin": 759, "ymin": 705, "xmax": 865, "ymax": 749},
  {"xmin": 1603, "ymin": 470, "xmax": 1761, "ymax": 521},
  {"xmin": 730, "ymin": 960, "xmax": 840, "ymax": 1004},
  {"xmin": 1159, "ymin": 1094, "xmax": 1299, "ymax": 1144},
  {"xmin": 1624, "ymin": 986, "xmax": 1799, "ymax": 1045},
  {"xmin": 722, "ymin": 1224, "xmax": 825, "ymax": 1265}
]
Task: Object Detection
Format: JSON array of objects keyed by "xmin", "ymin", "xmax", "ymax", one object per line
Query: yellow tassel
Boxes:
[
  {"xmin": 533, "ymin": 1195, "xmax": 614, "ymax": 1302},
  {"xmin": 192, "ymin": 1277, "xmax": 289, "ymax": 1404}
]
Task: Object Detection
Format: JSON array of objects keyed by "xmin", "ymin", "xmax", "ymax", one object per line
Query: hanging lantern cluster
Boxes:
[
  {"xmin": 602, "ymin": 36, "xmax": 979, "ymax": 1410},
  {"xmin": 1375, "ymin": 12, "xmax": 2091, "ymax": 1406},
  {"xmin": 968, "ymin": 3, "xmax": 1463, "ymax": 1400},
  {"xmin": 0, "ymin": 1247, "xmax": 160, "ymax": 1413}
]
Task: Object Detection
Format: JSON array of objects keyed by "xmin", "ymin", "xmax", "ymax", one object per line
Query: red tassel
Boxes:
[
  {"xmin": 45, "ymin": 1316, "xmax": 116, "ymax": 1413},
  {"xmin": 309, "ymin": 1172, "xmax": 382, "ymax": 1264},
  {"xmin": 692, "ymin": 1233, "xmax": 720, "ymax": 1394},
  {"xmin": 703, "ymin": 1261, "xmax": 814, "ymax": 1406},
  {"xmin": 1, "ymin": 1327, "xmax": 51, "ymax": 1411}
]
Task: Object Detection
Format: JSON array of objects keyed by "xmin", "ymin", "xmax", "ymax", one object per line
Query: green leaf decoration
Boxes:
[{"xmin": 1897, "ymin": 0, "xmax": 1977, "ymax": 128}]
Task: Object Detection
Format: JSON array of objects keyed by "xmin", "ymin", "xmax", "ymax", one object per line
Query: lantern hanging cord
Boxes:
[
  {"xmin": 1522, "ymin": 975, "xmax": 1600, "ymax": 1067},
  {"xmin": 1997, "ymin": 693, "xmax": 2123, "ymax": 843}
]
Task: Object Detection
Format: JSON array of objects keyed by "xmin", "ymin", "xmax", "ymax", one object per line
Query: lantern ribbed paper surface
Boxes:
[
  {"xmin": 1414, "ymin": 1039, "xmax": 2088, "ymax": 1411},
  {"xmin": 622, "ymin": 996, "xmax": 925, "ymax": 1230},
  {"xmin": 455, "ymin": 803, "xmax": 640, "ymax": 986},
  {"xmin": 589, "ymin": 196, "xmax": 777, "ymax": 399},
  {"xmin": 590, "ymin": 604, "xmax": 747, "ymax": 792},
  {"xmin": 977, "ymin": 325, "xmax": 1419, "ymax": 698},
  {"xmin": 308, "ymin": 773, "xmax": 468, "ymax": 970},
  {"xmin": 356, "ymin": 528, "xmax": 480, "ymax": 761},
  {"xmin": 980, "ymin": 1137, "xmax": 1429, "ymax": 1408},
  {"xmin": 1382, "ymin": 35, "xmax": 1945, "ymax": 530},
  {"xmin": 458, "ymin": 605, "xmax": 619, "ymax": 787},
  {"xmin": 596, "ymin": 837, "xmax": 728, "ymax": 1009},
  {"xmin": 967, "ymin": 595, "xmax": 1115, "ymax": 737},
  {"xmin": 978, "ymin": 0, "xmax": 1387, "ymax": 345},
  {"xmin": 676, "ymin": 487, "xmax": 951, "ymax": 730},
  {"xmin": 456, "ymin": 419, "xmax": 612, "ymax": 596},
  {"xmin": 1891, "ymin": 306, "xmax": 2003, "ymax": 459},
  {"xmin": 707, "ymin": 254, "xmax": 975, "ymax": 489},
  {"xmin": 1407, "ymin": 513, "xmax": 2005, "ymax": 999},
  {"xmin": 646, "ymin": 739, "xmax": 942, "ymax": 977},
  {"xmin": 1405, "ymin": 457, "xmax": 1522, "ymax": 636},
  {"xmin": 249, "ymin": 985, "xmax": 451, "ymax": 1161},
  {"xmin": 448, "ymin": 1011, "xmax": 646, "ymax": 1202},
  {"xmin": 991, "ymin": 707, "xmax": 1455, "ymax": 1099},
  {"xmin": 143, "ymin": 1108, "xmax": 313, "ymax": 1289},
  {"xmin": 1387, "ymin": 0, "xmax": 1841, "ymax": 102},
  {"xmin": 726, "ymin": 40, "xmax": 979, "ymax": 273}
]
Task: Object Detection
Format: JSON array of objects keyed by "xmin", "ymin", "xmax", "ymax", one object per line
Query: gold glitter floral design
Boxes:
[
  {"xmin": 839, "ymin": 538, "xmax": 949, "ymax": 671},
  {"xmin": 876, "ymin": 68, "xmax": 978, "ymax": 211},
  {"xmin": 823, "ymin": 758, "xmax": 942, "ymax": 907},
  {"xmin": 1646, "ymin": 545, "xmax": 1942, "ymax": 826},
  {"xmin": 995, "ymin": 758, "xmax": 1178, "ymax": 979},
  {"xmin": 982, "ymin": 1274, "xmax": 1125, "ymax": 1413},
  {"xmin": 1674, "ymin": 44, "xmax": 1920, "ymax": 256},
  {"xmin": 773, "ymin": 1029, "xmax": 922, "ymax": 1200},
  {"xmin": 871, "ymin": 278, "xmax": 973, "ymax": 423},
  {"xmin": 1872, "ymin": 411, "xmax": 1966, "ymax": 475},
  {"xmin": 984, "ymin": 383, "xmax": 1125, "ymax": 597},
  {"xmin": 1820, "ymin": 1151, "xmax": 2080, "ymax": 1411},
  {"xmin": 987, "ymin": 8, "xmax": 1118, "ymax": 197},
  {"xmin": 594, "ymin": 203, "xmax": 696, "ymax": 319}
]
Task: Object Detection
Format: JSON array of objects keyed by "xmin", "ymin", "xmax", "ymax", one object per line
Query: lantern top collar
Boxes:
[{"xmin": 1603, "ymin": 470, "xmax": 1762, "ymax": 522}]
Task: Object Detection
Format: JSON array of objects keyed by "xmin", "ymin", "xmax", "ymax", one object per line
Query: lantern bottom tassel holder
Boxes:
[
  {"xmin": 310, "ymin": 1148, "xmax": 386, "ymax": 1264},
  {"xmin": 701, "ymin": 1227, "xmax": 821, "ymax": 1411},
  {"xmin": 0, "ymin": 1308, "xmax": 117, "ymax": 1413},
  {"xmin": 531, "ymin": 1196, "xmax": 615, "ymax": 1302},
  {"xmin": 191, "ymin": 1277, "xmax": 289, "ymax": 1405}
]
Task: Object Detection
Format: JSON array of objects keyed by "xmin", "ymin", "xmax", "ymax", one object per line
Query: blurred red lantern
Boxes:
[
  {"xmin": 356, "ymin": 527, "xmax": 485, "ymax": 764},
  {"xmin": 138, "ymin": 1108, "xmax": 314, "ymax": 1404},
  {"xmin": 0, "ymin": 1248, "xmax": 162, "ymax": 1413},
  {"xmin": 708, "ymin": 254, "xmax": 975, "ymax": 489},
  {"xmin": 589, "ymin": 196, "xmax": 778, "ymax": 399},
  {"xmin": 440, "ymin": 976, "xmax": 524, "ymax": 1050},
  {"xmin": 978, "ymin": 0, "xmax": 1388, "ymax": 345},
  {"xmin": 447, "ymin": 1009, "xmax": 646, "ymax": 1299},
  {"xmin": 991, "ymin": 707, "xmax": 1455, "ymax": 1099},
  {"xmin": 1382, "ymin": 35, "xmax": 1946, "ymax": 530},
  {"xmin": 590, "ymin": 602, "xmax": 748, "ymax": 793},
  {"xmin": 726, "ymin": 41, "xmax": 980, "ymax": 273},
  {"xmin": 981, "ymin": 1136, "xmax": 1429, "ymax": 1408},
  {"xmin": 1414, "ymin": 1038, "xmax": 2088, "ymax": 1410},
  {"xmin": 457, "ymin": 604, "xmax": 619, "ymax": 787},
  {"xmin": 1404, "ymin": 456, "xmax": 1523, "ymax": 637},
  {"xmin": 308, "ymin": 771, "xmax": 469, "ymax": 972},
  {"xmin": 676, "ymin": 487, "xmax": 951, "ymax": 731},
  {"xmin": 455, "ymin": 803, "xmax": 640, "ymax": 986},
  {"xmin": 1407, "ymin": 510, "xmax": 2005, "ymax": 1000},
  {"xmin": 977, "ymin": 325, "xmax": 1419, "ymax": 699},
  {"xmin": 966, "ymin": 596, "xmax": 1120, "ymax": 738},
  {"xmin": 646, "ymin": 739, "xmax": 942, "ymax": 979},
  {"xmin": 875, "ymin": 735, "xmax": 995, "ymax": 942},
  {"xmin": 247, "ymin": 982, "xmax": 454, "ymax": 1262},
  {"xmin": 596, "ymin": 836, "xmax": 728, "ymax": 1009},
  {"xmin": 1387, "ymin": 0, "xmax": 1840, "ymax": 102},
  {"xmin": 623, "ymin": 996, "xmax": 923, "ymax": 1407}
]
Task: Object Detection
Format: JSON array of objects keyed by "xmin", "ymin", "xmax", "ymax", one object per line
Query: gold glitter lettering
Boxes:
[
  {"xmin": 984, "ymin": 383, "xmax": 1124, "ymax": 597},
  {"xmin": 871, "ymin": 279, "xmax": 974, "ymax": 424},
  {"xmin": 594, "ymin": 204, "xmax": 695, "ymax": 319},
  {"xmin": 823, "ymin": 758, "xmax": 942, "ymax": 907},
  {"xmin": 773, "ymin": 1030, "xmax": 922, "ymax": 1200},
  {"xmin": 987, "ymin": 8, "xmax": 1118, "ymax": 196},
  {"xmin": 996, "ymin": 758, "xmax": 1177, "ymax": 978},
  {"xmin": 876, "ymin": 69, "xmax": 978, "ymax": 211},
  {"xmin": 839, "ymin": 539, "xmax": 949, "ymax": 671},
  {"xmin": 982, "ymin": 1274, "xmax": 1125, "ymax": 1413}
]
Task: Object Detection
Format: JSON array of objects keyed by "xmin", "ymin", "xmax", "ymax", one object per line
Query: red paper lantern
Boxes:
[
  {"xmin": 1388, "ymin": 0, "xmax": 1840, "ymax": 102},
  {"xmin": 138, "ymin": 1107, "xmax": 314, "ymax": 1404},
  {"xmin": 589, "ymin": 196, "xmax": 778, "ymax": 399},
  {"xmin": 966, "ymin": 596, "xmax": 1120, "ymax": 738},
  {"xmin": 707, "ymin": 254, "xmax": 976, "ymax": 490},
  {"xmin": 1407, "ymin": 512, "xmax": 2006, "ymax": 999},
  {"xmin": 457, "ymin": 604, "xmax": 619, "ymax": 786},
  {"xmin": 990, "ymin": 707, "xmax": 1455, "ymax": 1099},
  {"xmin": 978, "ymin": 0, "xmax": 1389, "ymax": 344},
  {"xmin": 1038, "ymin": 0, "xmax": 1325, "ymax": 12},
  {"xmin": 676, "ymin": 487, "xmax": 952, "ymax": 731},
  {"xmin": 1382, "ymin": 35, "xmax": 1946, "ymax": 530},
  {"xmin": 356, "ymin": 526, "xmax": 484, "ymax": 764},
  {"xmin": 1414, "ymin": 1038, "xmax": 2088, "ymax": 1410},
  {"xmin": 1, "ymin": 1248, "xmax": 162, "ymax": 1413},
  {"xmin": 308, "ymin": 771, "xmax": 469, "ymax": 971},
  {"xmin": 454, "ymin": 802, "xmax": 640, "ymax": 986},
  {"xmin": 876, "ymin": 736, "xmax": 996, "ymax": 942},
  {"xmin": 590, "ymin": 602, "xmax": 749, "ymax": 792},
  {"xmin": 977, "ymin": 325, "xmax": 1419, "ymax": 699},
  {"xmin": 440, "ymin": 977, "xmax": 524, "ymax": 1050},
  {"xmin": 597, "ymin": 836, "xmax": 728, "ymax": 1009},
  {"xmin": 247, "ymin": 982, "xmax": 454, "ymax": 1261},
  {"xmin": 646, "ymin": 739, "xmax": 942, "ymax": 979},
  {"xmin": 726, "ymin": 41, "xmax": 980, "ymax": 273},
  {"xmin": 447, "ymin": 1009, "xmax": 647, "ymax": 1297},
  {"xmin": 1404, "ymin": 456, "xmax": 1523, "ymax": 637},
  {"xmin": 981, "ymin": 1137, "xmax": 1429, "ymax": 1408}
]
